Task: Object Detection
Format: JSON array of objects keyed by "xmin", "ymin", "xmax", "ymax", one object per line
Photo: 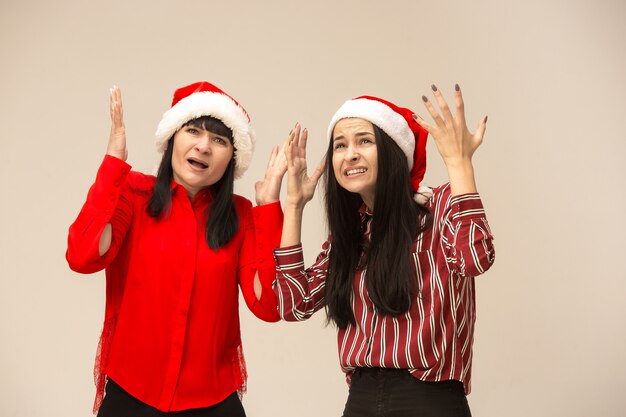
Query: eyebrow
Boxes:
[{"xmin": 333, "ymin": 131, "xmax": 375, "ymax": 142}]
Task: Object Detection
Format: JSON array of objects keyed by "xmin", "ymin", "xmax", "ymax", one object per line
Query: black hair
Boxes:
[
  {"xmin": 324, "ymin": 123, "xmax": 432, "ymax": 328},
  {"xmin": 147, "ymin": 116, "xmax": 239, "ymax": 249}
]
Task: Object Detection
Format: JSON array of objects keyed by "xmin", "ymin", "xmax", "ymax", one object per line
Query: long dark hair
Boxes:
[
  {"xmin": 147, "ymin": 116, "xmax": 239, "ymax": 250},
  {"xmin": 324, "ymin": 124, "xmax": 432, "ymax": 328}
]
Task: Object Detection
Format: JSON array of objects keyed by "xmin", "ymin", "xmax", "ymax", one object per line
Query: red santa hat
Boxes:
[
  {"xmin": 327, "ymin": 95, "xmax": 432, "ymax": 204},
  {"xmin": 155, "ymin": 81, "xmax": 254, "ymax": 179}
]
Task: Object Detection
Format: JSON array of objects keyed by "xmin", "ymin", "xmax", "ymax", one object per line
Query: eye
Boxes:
[
  {"xmin": 186, "ymin": 127, "xmax": 199, "ymax": 135},
  {"xmin": 360, "ymin": 137, "xmax": 373, "ymax": 145},
  {"xmin": 213, "ymin": 137, "xmax": 227, "ymax": 145},
  {"xmin": 334, "ymin": 141, "xmax": 346, "ymax": 150}
]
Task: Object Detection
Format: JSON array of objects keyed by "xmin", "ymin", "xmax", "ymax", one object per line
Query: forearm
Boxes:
[
  {"xmin": 280, "ymin": 202, "xmax": 305, "ymax": 247},
  {"xmin": 66, "ymin": 155, "xmax": 131, "ymax": 273},
  {"xmin": 273, "ymin": 242, "xmax": 329, "ymax": 321}
]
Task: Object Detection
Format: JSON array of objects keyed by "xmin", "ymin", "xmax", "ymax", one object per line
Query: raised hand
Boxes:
[
  {"xmin": 284, "ymin": 123, "xmax": 325, "ymax": 209},
  {"xmin": 279, "ymin": 123, "xmax": 325, "ymax": 247},
  {"xmin": 414, "ymin": 84, "xmax": 487, "ymax": 168},
  {"xmin": 414, "ymin": 84, "xmax": 487, "ymax": 195},
  {"xmin": 254, "ymin": 142, "xmax": 288, "ymax": 205},
  {"xmin": 107, "ymin": 85, "xmax": 128, "ymax": 161}
]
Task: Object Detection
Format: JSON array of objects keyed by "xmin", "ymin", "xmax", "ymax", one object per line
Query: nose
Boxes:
[
  {"xmin": 345, "ymin": 145, "xmax": 359, "ymax": 162},
  {"xmin": 194, "ymin": 134, "xmax": 212, "ymax": 154}
]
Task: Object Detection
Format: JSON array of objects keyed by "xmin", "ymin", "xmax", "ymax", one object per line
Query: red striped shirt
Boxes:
[{"xmin": 273, "ymin": 184, "xmax": 495, "ymax": 394}]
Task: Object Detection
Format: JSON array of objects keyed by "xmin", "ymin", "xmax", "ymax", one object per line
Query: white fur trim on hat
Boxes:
[
  {"xmin": 155, "ymin": 91, "xmax": 255, "ymax": 179},
  {"xmin": 327, "ymin": 98, "xmax": 415, "ymax": 169}
]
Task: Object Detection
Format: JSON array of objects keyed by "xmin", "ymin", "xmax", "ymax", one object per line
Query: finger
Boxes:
[
  {"xmin": 430, "ymin": 84, "xmax": 453, "ymax": 125},
  {"xmin": 293, "ymin": 123, "xmax": 302, "ymax": 147},
  {"xmin": 267, "ymin": 145, "xmax": 278, "ymax": 169},
  {"xmin": 412, "ymin": 114, "xmax": 434, "ymax": 133},
  {"xmin": 310, "ymin": 158, "xmax": 326, "ymax": 183},
  {"xmin": 474, "ymin": 115, "xmax": 488, "ymax": 142},
  {"xmin": 285, "ymin": 131, "xmax": 296, "ymax": 167},
  {"xmin": 299, "ymin": 128, "xmax": 309, "ymax": 159},
  {"xmin": 453, "ymin": 83, "xmax": 467, "ymax": 127},
  {"xmin": 110, "ymin": 85, "xmax": 124, "ymax": 128},
  {"xmin": 421, "ymin": 95, "xmax": 446, "ymax": 130}
]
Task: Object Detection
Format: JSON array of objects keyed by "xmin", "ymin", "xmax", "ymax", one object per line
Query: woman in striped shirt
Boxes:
[{"xmin": 274, "ymin": 85, "xmax": 495, "ymax": 417}]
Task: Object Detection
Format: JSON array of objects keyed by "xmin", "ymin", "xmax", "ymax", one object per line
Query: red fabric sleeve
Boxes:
[
  {"xmin": 273, "ymin": 240, "xmax": 331, "ymax": 321},
  {"xmin": 441, "ymin": 191, "xmax": 495, "ymax": 278},
  {"xmin": 66, "ymin": 155, "xmax": 133, "ymax": 274},
  {"xmin": 237, "ymin": 200, "xmax": 283, "ymax": 322}
]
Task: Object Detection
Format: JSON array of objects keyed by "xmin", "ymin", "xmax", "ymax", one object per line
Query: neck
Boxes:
[{"xmin": 361, "ymin": 193, "xmax": 374, "ymax": 211}]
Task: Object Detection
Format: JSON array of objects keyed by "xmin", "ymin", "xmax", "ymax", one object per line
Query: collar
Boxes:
[
  {"xmin": 358, "ymin": 203, "xmax": 373, "ymax": 218},
  {"xmin": 171, "ymin": 180, "xmax": 215, "ymax": 202}
]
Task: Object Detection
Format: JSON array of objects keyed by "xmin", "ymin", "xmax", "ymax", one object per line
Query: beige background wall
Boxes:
[{"xmin": 1, "ymin": 0, "xmax": 625, "ymax": 416}]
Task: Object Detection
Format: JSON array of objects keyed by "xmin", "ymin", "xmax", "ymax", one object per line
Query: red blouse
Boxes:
[{"xmin": 66, "ymin": 155, "xmax": 282, "ymax": 412}]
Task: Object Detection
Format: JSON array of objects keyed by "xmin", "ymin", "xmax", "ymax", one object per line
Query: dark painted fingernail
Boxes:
[
  {"xmin": 412, "ymin": 113, "xmax": 418, "ymax": 120},
  {"xmin": 455, "ymin": 84, "xmax": 460, "ymax": 91},
  {"xmin": 431, "ymin": 84, "xmax": 438, "ymax": 92},
  {"xmin": 484, "ymin": 115, "xmax": 489, "ymax": 123},
  {"xmin": 422, "ymin": 96, "xmax": 428, "ymax": 102}
]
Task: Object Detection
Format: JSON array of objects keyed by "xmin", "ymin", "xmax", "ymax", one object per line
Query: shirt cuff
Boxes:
[
  {"xmin": 85, "ymin": 155, "xmax": 132, "ymax": 219},
  {"xmin": 274, "ymin": 243, "xmax": 305, "ymax": 274},
  {"xmin": 251, "ymin": 200, "xmax": 283, "ymax": 239},
  {"xmin": 449, "ymin": 193, "xmax": 486, "ymax": 221}
]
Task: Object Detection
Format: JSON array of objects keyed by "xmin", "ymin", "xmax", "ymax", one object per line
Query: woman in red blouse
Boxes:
[
  {"xmin": 67, "ymin": 81, "xmax": 285, "ymax": 417},
  {"xmin": 274, "ymin": 85, "xmax": 495, "ymax": 417}
]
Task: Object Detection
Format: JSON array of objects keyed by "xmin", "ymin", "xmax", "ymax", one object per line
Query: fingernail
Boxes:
[
  {"xmin": 422, "ymin": 96, "xmax": 428, "ymax": 102},
  {"xmin": 431, "ymin": 84, "xmax": 437, "ymax": 92},
  {"xmin": 455, "ymin": 84, "xmax": 460, "ymax": 92},
  {"xmin": 484, "ymin": 115, "xmax": 489, "ymax": 123}
]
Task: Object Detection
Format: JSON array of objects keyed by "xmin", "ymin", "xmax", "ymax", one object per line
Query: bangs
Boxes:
[{"xmin": 184, "ymin": 116, "xmax": 234, "ymax": 144}]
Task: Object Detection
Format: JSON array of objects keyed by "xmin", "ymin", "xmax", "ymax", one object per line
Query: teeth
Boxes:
[
  {"xmin": 346, "ymin": 168, "xmax": 366, "ymax": 176},
  {"xmin": 189, "ymin": 159, "xmax": 208, "ymax": 169}
]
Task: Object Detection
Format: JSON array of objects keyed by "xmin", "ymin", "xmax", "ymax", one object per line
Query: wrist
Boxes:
[{"xmin": 284, "ymin": 199, "xmax": 307, "ymax": 212}]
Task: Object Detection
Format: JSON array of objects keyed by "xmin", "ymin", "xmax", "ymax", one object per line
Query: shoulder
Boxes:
[
  {"xmin": 424, "ymin": 183, "xmax": 452, "ymax": 209},
  {"xmin": 125, "ymin": 170, "xmax": 155, "ymax": 193},
  {"xmin": 232, "ymin": 194, "xmax": 253, "ymax": 211}
]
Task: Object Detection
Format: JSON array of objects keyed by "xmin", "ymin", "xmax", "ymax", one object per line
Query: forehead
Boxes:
[{"xmin": 333, "ymin": 118, "xmax": 374, "ymax": 137}]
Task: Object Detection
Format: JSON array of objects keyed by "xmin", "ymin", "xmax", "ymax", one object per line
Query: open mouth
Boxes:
[
  {"xmin": 345, "ymin": 168, "xmax": 367, "ymax": 176},
  {"xmin": 188, "ymin": 158, "xmax": 208, "ymax": 169}
]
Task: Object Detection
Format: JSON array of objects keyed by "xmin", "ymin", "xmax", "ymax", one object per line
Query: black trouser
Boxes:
[
  {"xmin": 342, "ymin": 368, "xmax": 472, "ymax": 417},
  {"xmin": 97, "ymin": 379, "xmax": 246, "ymax": 417}
]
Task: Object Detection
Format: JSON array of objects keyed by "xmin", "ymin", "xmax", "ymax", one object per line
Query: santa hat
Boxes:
[
  {"xmin": 155, "ymin": 81, "xmax": 254, "ymax": 179},
  {"xmin": 327, "ymin": 95, "xmax": 432, "ymax": 204}
]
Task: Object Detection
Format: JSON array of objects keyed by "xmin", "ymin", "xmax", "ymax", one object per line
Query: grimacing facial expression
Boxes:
[
  {"xmin": 171, "ymin": 124, "xmax": 234, "ymax": 199},
  {"xmin": 332, "ymin": 118, "xmax": 378, "ymax": 207}
]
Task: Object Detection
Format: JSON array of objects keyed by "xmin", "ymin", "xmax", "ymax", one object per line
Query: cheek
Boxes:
[
  {"xmin": 215, "ymin": 149, "xmax": 234, "ymax": 170},
  {"xmin": 332, "ymin": 155, "xmax": 343, "ymax": 178}
]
